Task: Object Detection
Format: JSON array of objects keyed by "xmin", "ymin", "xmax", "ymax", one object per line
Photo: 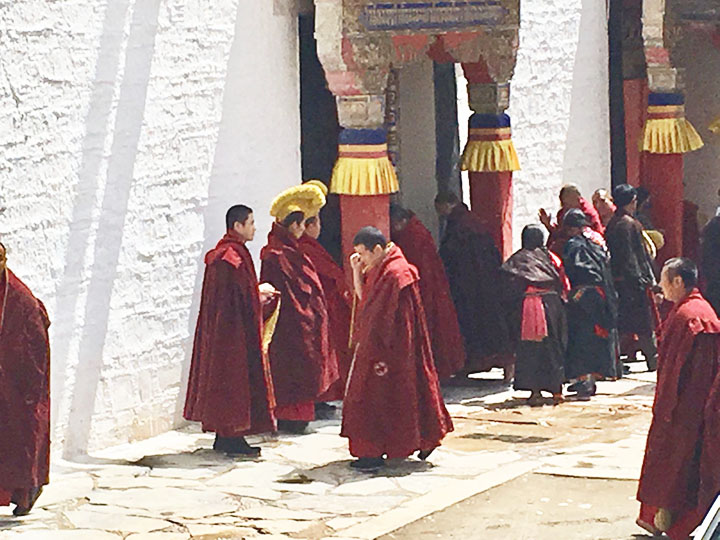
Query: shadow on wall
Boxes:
[
  {"xmin": 561, "ymin": 0, "xmax": 611, "ymax": 195},
  {"xmin": 56, "ymin": 0, "xmax": 163, "ymax": 460},
  {"xmin": 176, "ymin": 2, "xmax": 302, "ymax": 423}
]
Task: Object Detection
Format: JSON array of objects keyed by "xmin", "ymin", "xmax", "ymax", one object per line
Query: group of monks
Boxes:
[
  {"xmin": 184, "ymin": 182, "xmax": 454, "ymax": 471},
  {"xmin": 2, "ymin": 178, "xmax": 720, "ymax": 532}
]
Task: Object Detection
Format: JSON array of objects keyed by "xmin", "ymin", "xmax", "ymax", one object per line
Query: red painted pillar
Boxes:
[
  {"xmin": 469, "ymin": 172, "xmax": 513, "ymax": 260},
  {"xmin": 644, "ymin": 154, "xmax": 684, "ymax": 262},
  {"xmin": 339, "ymin": 194, "xmax": 390, "ymax": 265},
  {"xmin": 623, "ymin": 79, "xmax": 648, "ymax": 187}
]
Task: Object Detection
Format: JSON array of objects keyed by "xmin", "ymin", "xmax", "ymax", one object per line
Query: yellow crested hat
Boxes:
[
  {"xmin": 270, "ymin": 184, "xmax": 326, "ymax": 222},
  {"xmin": 304, "ymin": 179, "xmax": 328, "ymax": 197}
]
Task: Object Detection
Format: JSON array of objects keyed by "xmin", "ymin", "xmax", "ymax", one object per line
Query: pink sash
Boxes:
[{"xmin": 521, "ymin": 286, "xmax": 549, "ymax": 342}]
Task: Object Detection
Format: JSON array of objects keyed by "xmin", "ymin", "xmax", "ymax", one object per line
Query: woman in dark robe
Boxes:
[
  {"xmin": 501, "ymin": 225, "xmax": 569, "ymax": 405},
  {"xmin": 562, "ymin": 210, "xmax": 620, "ymax": 397}
]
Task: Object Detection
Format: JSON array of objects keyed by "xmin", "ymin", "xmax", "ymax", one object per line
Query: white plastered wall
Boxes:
[{"xmin": 0, "ymin": 1, "xmax": 300, "ymax": 456}]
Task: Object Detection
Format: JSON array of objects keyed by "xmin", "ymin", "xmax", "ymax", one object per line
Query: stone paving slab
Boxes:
[{"xmin": 0, "ymin": 373, "xmax": 656, "ymax": 540}]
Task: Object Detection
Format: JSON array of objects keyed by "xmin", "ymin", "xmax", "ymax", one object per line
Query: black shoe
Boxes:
[
  {"xmin": 314, "ymin": 402, "xmax": 337, "ymax": 420},
  {"xmin": 350, "ymin": 457, "xmax": 385, "ymax": 471},
  {"xmin": 12, "ymin": 487, "xmax": 42, "ymax": 517},
  {"xmin": 646, "ymin": 356, "xmax": 658, "ymax": 372},
  {"xmin": 576, "ymin": 379, "xmax": 597, "ymax": 398},
  {"xmin": 277, "ymin": 420, "xmax": 309, "ymax": 434},
  {"xmin": 418, "ymin": 447, "xmax": 437, "ymax": 461},
  {"xmin": 213, "ymin": 435, "xmax": 230, "ymax": 453},
  {"xmin": 623, "ymin": 364, "xmax": 631, "ymax": 375},
  {"xmin": 224, "ymin": 436, "xmax": 261, "ymax": 458},
  {"xmin": 566, "ymin": 381, "xmax": 583, "ymax": 393}
]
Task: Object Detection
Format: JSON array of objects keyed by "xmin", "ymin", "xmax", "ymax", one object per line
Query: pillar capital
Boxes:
[
  {"xmin": 467, "ymin": 82, "xmax": 511, "ymax": 115},
  {"xmin": 336, "ymin": 95, "xmax": 386, "ymax": 129}
]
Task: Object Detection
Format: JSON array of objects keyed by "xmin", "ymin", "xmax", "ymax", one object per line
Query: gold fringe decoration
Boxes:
[
  {"xmin": 461, "ymin": 139, "xmax": 521, "ymax": 173},
  {"xmin": 330, "ymin": 157, "xmax": 399, "ymax": 195},
  {"xmin": 641, "ymin": 110, "xmax": 704, "ymax": 154},
  {"xmin": 262, "ymin": 298, "xmax": 281, "ymax": 355}
]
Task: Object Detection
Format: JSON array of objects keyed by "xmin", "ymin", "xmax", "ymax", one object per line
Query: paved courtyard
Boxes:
[{"xmin": 0, "ymin": 368, "xmax": 656, "ymax": 540}]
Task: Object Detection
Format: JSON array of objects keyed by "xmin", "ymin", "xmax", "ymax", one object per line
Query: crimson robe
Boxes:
[
  {"xmin": 392, "ymin": 214, "xmax": 465, "ymax": 379},
  {"xmin": 260, "ymin": 224, "xmax": 337, "ymax": 413},
  {"xmin": 184, "ymin": 233, "xmax": 276, "ymax": 436},
  {"xmin": 439, "ymin": 204, "xmax": 511, "ymax": 371},
  {"xmin": 637, "ymin": 290, "xmax": 720, "ymax": 538},
  {"xmin": 0, "ymin": 269, "xmax": 50, "ymax": 499},
  {"xmin": 298, "ymin": 234, "xmax": 352, "ymax": 401},
  {"xmin": 341, "ymin": 244, "xmax": 453, "ymax": 458}
]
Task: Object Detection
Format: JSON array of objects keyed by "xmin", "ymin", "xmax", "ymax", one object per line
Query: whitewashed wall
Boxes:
[
  {"xmin": 0, "ymin": 1, "xmax": 300, "ymax": 456},
  {"xmin": 397, "ymin": 59, "xmax": 441, "ymax": 241},
  {"xmin": 458, "ymin": 0, "xmax": 611, "ymax": 250}
]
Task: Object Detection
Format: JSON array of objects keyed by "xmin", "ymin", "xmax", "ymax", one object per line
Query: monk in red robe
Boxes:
[
  {"xmin": 390, "ymin": 204, "xmax": 465, "ymax": 380},
  {"xmin": 342, "ymin": 227, "xmax": 453, "ymax": 471},
  {"xmin": 435, "ymin": 192, "xmax": 512, "ymax": 379},
  {"xmin": 299, "ymin": 212, "xmax": 352, "ymax": 407},
  {"xmin": 637, "ymin": 258, "xmax": 720, "ymax": 539},
  {"xmin": 0, "ymin": 242, "xmax": 50, "ymax": 516},
  {"xmin": 540, "ymin": 184, "xmax": 605, "ymax": 253},
  {"xmin": 261, "ymin": 185, "xmax": 338, "ymax": 434},
  {"xmin": 184, "ymin": 206, "xmax": 278, "ymax": 457}
]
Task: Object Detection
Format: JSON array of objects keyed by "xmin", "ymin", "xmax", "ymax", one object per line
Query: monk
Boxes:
[
  {"xmin": 539, "ymin": 184, "xmax": 605, "ymax": 251},
  {"xmin": 342, "ymin": 227, "xmax": 453, "ymax": 471},
  {"xmin": 562, "ymin": 209, "xmax": 619, "ymax": 397},
  {"xmin": 261, "ymin": 185, "xmax": 338, "ymax": 434},
  {"xmin": 701, "ymin": 216, "xmax": 720, "ymax": 315},
  {"xmin": 637, "ymin": 258, "xmax": 720, "ymax": 539},
  {"xmin": 390, "ymin": 204, "xmax": 465, "ymax": 380},
  {"xmin": 299, "ymin": 210, "xmax": 352, "ymax": 407},
  {"xmin": 0, "ymin": 242, "xmax": 51, "ymax": 516},
  {"xmin": 592, "ymin": 188, "xmax": 616, "ymax": 228},
  {"xmin": 184, "ymin": 205, "xmax": 278, "ymax": 457},
  {"xmin": 605, "ymin": 184, "xmax": 658, "ymax": 372},
  {"xmin": 435, "ymin": 192, "xmax": 512, "ymax": 379},
  {"xmin": 501, "ymin": 225, "xmax": 569, "ymax": 406}
]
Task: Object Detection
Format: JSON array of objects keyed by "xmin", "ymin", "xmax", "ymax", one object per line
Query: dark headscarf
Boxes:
[
  {"xmin": 521, "ymin": 224, "xmax": 545, "ymax": 250},
  {"xmin": 613, "ymin": 184, "xmax": 637, "ymax": 209},
  {"xmin": 563, "ymin": 208, "xmax": 588, "ymax": 229}
]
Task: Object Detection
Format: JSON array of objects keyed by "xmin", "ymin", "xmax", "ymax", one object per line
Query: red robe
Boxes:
[
  {"xmin": 0, "ymin": 269, "xmax": 50, "ymax": 503},
  {"xmin": 184, "ymin": 233, "xmax": 276, "ymax": 436},
  {"xmin": 637, "ymin": 290, "xmax": 720, "ymax": 539},
  {"xmin": 392, "ymin": 214, "xmax": 465, "ymax": 379},
  {"xmin": 299, "ymin": 234, "xmax": 352, "ymax": 400},
  {"xmin": 341, "ymin": 244, "xmax": 453, "ymax": 458},
  {"xmin": 439, "ymin": 204, "xmax": 511, "ymax": 371},
  {"xmin": 260, "ymin": 223, "xmax": 337, "ymax": 418}
]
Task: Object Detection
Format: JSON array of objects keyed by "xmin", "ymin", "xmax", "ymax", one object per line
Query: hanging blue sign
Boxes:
[{"xmin": 359, "ymin": 1, "xmax": 513, "ymax": 32}]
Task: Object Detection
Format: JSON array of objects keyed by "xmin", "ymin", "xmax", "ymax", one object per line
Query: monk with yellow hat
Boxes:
[
  {"xmin": 298, "ymin": 181, "xmax": 353, "ymax": 412},
  {"xmin": 260, "ymin": 185, "xmax": 339, "ymax": 433}
]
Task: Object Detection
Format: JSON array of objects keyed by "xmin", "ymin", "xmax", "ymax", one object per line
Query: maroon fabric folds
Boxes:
[
  {"xmin": 341, "ymin": 245, "xmax": 453, "ymax": 458},
  {"xmin": 260, "ymin": 223, "xmax": 338, "ymax": 407},
  {"xmin": 392, "ymin": 215, "xmax": 465, "ymax": 379},
  {"xmin": 637, "ymin": 290, "xmax": 720, "ymax": 533},
  {"xmin": 299, "ymin": 234, "xmax": 352, "ymax": 400},
  {"xmin": 439, "ymin": 204, "xmax": 511, "ymax": 371},
  {"xmin": 0, "ymin": 269, "xmax": 50, "ymax": 494},
  {"xmin": 184, "ymin": 233, "xmax": 276, "ymax": 436}
]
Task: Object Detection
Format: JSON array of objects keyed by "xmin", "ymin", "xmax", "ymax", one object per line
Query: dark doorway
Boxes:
[{"xmin": 299, "ymin": 12, "xmax": 342, "ymax": 262}]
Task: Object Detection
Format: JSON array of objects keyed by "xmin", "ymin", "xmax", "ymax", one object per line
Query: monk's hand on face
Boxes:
[
  {"xmin": 350, "ymin": 253, "xmax": 363, "ymax": 273},
  {"xmin": 258, "ymin": 282, "xmax": 279, "ymax": 304}
]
